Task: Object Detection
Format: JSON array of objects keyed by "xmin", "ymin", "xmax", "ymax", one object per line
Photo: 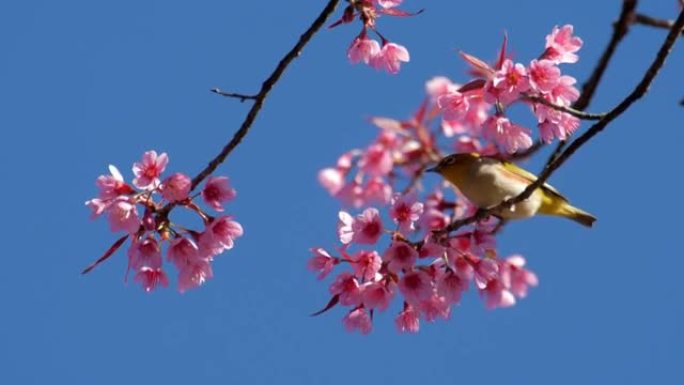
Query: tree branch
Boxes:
[
  {"xmin": 633, "ymin": 12, "xmax": 684, "ymax": 35},
  {"xmin": 574, "ymin": 0, "xmax": 638, "ymax": 111},
  {"xmin": 157, "ymin": 0, "xmax": 341, "ymax": 218},
  {"xmin": 441, "ymin": 8, "xmax": 684, "ymax": 234},
  {"xmin": 524, "ymin": 95, "xmax": 605, "ymax": 120},
  {"xmin": 511, "ymin": 0, "xmax": 639, "ymax": 162},
  {"xmin": 210, "ymin": 88, "xmax": 257, "ymax": 102}
]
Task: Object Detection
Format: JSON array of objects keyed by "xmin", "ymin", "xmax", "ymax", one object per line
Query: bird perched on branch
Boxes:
[{"xmin": 426, "ymin": 153, "xmax": 596, "ymax": 227}]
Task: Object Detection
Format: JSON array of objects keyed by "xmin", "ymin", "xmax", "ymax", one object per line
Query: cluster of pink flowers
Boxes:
[
  {"xmin": 85, "ymin": 150, "xmax": 243, "ymax": 292},
  {"xmin": 437, "ymin": 25, "xmax": 583, "ymax": 153},
  {"xmin": 309, "ymin": 204, "xmax": 538, "ymax": 334},
  {"xmin": 311, "ymin": 26, "xmax": 580, "ymax": 333},
  {"xmin": 331, "ymin": 0, "xmax": 418, "ymax": 74}
]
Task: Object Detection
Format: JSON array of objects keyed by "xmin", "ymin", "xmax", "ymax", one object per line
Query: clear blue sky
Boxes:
[{"xmin": 1, "ymin": 1, "xmax": 682, "ymax": 384}]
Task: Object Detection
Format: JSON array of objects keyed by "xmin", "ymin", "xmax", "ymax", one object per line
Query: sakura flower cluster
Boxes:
[
  {"xmin": 85, "ymin": 150, "xmax": 243, "ymax": 293},
  {"xmin": 310, "ymin": 27, "xmax": 582, "ymax": 333},
  {"xmin": 331, "ymin": 0, "xmax": 420, "ymax": 74},
  {"xmin": 309, "ymin": 204, "xmax": 538, "ymax": 334},
  {"xmin": 437, "ymin": 25, "xmax": 583, "ymax": 153}
]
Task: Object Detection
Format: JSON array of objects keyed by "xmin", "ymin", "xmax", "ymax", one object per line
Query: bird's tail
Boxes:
[{"xmin": 557, "ymin": 204, "xmax": 597, "ymax": 228}]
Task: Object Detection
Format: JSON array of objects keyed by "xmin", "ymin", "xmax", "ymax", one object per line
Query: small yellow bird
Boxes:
[{"xmin": 426, "ymin": 153, "xmax": 596, "ymax": 227}]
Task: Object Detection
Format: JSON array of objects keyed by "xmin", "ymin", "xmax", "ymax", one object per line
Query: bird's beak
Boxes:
[{"xmin": 425, "ymin": 166, "xmax": 438, "ymax": 173}]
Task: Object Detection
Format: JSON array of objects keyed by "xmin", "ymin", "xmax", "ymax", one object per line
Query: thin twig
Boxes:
[
  {"xmin": 210, "ymin": 88, "xmax": 257, "ymax": 102},
  {"xmin": 157, "ymin": 0, "xmax": 341, "ymax": 218},
  {"xmin": 524, "ymin": 95, "xmax": 605, "ymax": 120},
  {"xmin": 441, "ymin": 8, "xmax": 684, "ymax": 234},
  {"xmin": 633, "ymin": 13, "xmax": 684, "ymax": 35}
]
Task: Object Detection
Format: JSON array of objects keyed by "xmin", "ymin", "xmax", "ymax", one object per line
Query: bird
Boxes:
[{"xmin": 426, "ymin": 153, "xmax": 596, "ymax": 227}]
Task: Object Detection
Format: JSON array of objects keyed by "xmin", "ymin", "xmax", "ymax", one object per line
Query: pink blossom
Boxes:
[
  {"xmin": 199, "ymin": 216, "xmax": 244, "ymax": 256},
  {"xmin": 338, "ymin": 208, "xmax": 384, "ymax": 245},
  {"xmin": 362, "ymin": 281, "xmax": 394, "ymax": 311},
  {"xmin": 426, "ymin": 76, "xmax": 458, "ymax": 101},
  {"xmin": 352, "ymin": 208, "xmax": 384, "ymax": 244},
  {"xmin": 390, "ymin": 194, "xmax": 424, "ymax": 232},
  {"xmin": 399, "ymin": 270, "xmax": 433, "ymax": 304},
  {"xmin": 96, "ymin": 165, "xmax": 133, "ymax": 199},
  {"xmin": 351, "ymin": 250, "xmax": 382, "ymax": 281},
  {"xmin": 474, "ymin": 257, "xmax": 499, "ymax": 290},
  {"xmin": 134, "ymin": 267, "xmax": 169, "ymax": 292},
  {"xmin": 201, "ymin": 176, "xmax": 236, "ymax": 212},
  {"xmin": 395, "ymin": 305, "xmax": 420, "ymax": 333},
  {"xmin": 384, "ymin": 241, "xmax": 418, "ymax": 273},
  {"xmin": 318, "ymin": 168, "xmax": 345, "ymax": 195},
  {"xmin": 335, "ymin": 180, "xmax": 364, "ymax": 208},
  {"xmin": 419, "ymin": 208, "xmax": 450, "ymax": 231},
  {"xmin": 177, "ymin": 259, "xmax": 213, "ymax": 293},
  {"xmin": 437, "ymin": 91, "xmax": 470, "ymax": 121},
  {"xmin": 358, "ymin": 144, "xmax": 393, "ymax": 176},
  {"xmin": 371, "ymin": 42, "xmax": 410, "ymax": 74},
  {"xmin": 480, "ymin": 279, "xmax": 516, "ymax": 309},
  {"xmin": 538, "ymin": 112, "xmax": 580, "ymax": 143},
  {"xmin": 488, "ymin": 59, "xmax": 530, "ymax": 105},
  {"xmin": 544, "ymin": 25, "xmax": 583, "ymax": 64},
  {"xmin": 343, "ymin": 308, "xmax": 373, "ymax": 335},
  {"xmin": 436, "ymin": 270, "xmax": 468, "ymax": 304},
  {"xmin": 167, "ymin": 237, "xmax": 200, "ymax": 270},
  {"xmin": 348, "ymin": 36, "xmax": 381, "ymax": 65},
  {"xmin": 132, "ymin": 150, "xmax": 168, "ymax": 189},
  {"xmin": 362, "ymin": 177, "xmax": 392, "ymax": 206},
  {"xmin": 330, "ymin": 273, "xmax": 363, "ymax": 306},
  {"xmin": 375, "ymin": 0, "xmax": 403, "ymax": 8},
  {"xmin": 107, "ymin": 198, "xmax": 140, "ymax": 234},
  {"xmin": 483, "ymin": 116, "xmax": 533, "ymax": 153},
  {"xmin": 549, "ymin": 75, "xmax": 580, "ymax": 106},
  {"xmin": 503, "ymin": 255, "xmax": 538, "ymax": 298},
  {"xmin": 419, "ymin": 295, "xmax": 451, "ymax": 322},
  {"xmin": 85, "ymin": 198, "xmax": 108, "ymax": 219},
  {"xmin": 128, "ymin": 236, "xmax": 163, "ymax": 270},
  {"xmin": 528, "ymin": 59, "xmax": 561, "ymax": 93},
  {"xmin": 418, "ymin": 236, "xmax": 446, "ymax": 259},
  {"xmin": 337, "ymin": 211, "xmax": 355, "ymax": 244},
  {"xmin": 308, "ymin": 247, "xmax": 338, "ymax": 280},
  {"xmin": 161, "ymin": 173, "xmax": 191, "ymax": 202}
]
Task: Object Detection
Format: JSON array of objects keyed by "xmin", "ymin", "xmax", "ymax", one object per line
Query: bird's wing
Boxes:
[{"xmin": 498, "ymin": 160, "xmax": 569, "ymax": 202}]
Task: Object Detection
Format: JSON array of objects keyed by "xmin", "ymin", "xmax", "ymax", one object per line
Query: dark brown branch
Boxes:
[
  {"xmin": 633, "ymin": 13, "xmax": 684, "ymax": 35},
  {"xmin": 157, "ymin": 0, "xmax": 341, "ymax": 218},
  {"xmin": 524, "ymin": 95, "xmax": 605, "ymax": 120},
  {"xmin": 541, "ymin": 1, "xmax": 639, "ymax": 175},
  {"xmin": 574, "ymin": 0, "xmax": 638, "ymax": 111},
  {"xmin": 510, "ymin": 1, "xmax": 639, "ymax": 162},
  {"xmin": 191, "ymin": 0, "xmax": 340, "ymax": 190},
  {"xmin": 210, "ymin": 88, "xmax": 257, "ymax": 102},
  {"xmin": 441, "ymin": 8, "xmax": 684, "ymax": 234}
]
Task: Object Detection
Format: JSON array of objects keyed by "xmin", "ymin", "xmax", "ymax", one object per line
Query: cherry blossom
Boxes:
[
  {"xmin": 84, "ymin": 150, "xmax": 243, "ymax": 292},
  {"xmin": 132, "ymin": 150, "xmax": 168, "ymax": 189},
  {"xmin": 161, "ymin": 173, "xmax": 191, "ymax": 202},
  {"xmin": 201, "ymin": 176, "xmax": 236, "ymax": 212}
]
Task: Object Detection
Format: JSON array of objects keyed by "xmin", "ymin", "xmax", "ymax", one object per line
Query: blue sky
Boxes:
[{"xmin": 1, "ymin": 1, "xmax": 683, "ymax": 384}]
